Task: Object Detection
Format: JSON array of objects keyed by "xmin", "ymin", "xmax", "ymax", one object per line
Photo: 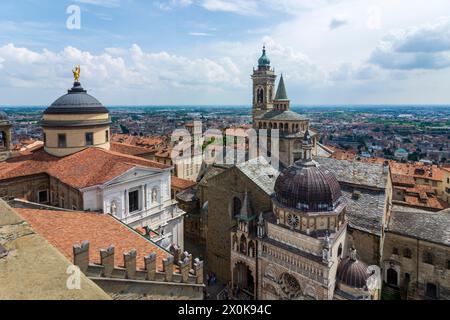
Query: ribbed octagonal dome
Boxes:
[
  {"xmin": 274, "ymin": 160, "xmax": 342, "ymax": 212},
  {"xmin": 44, "ymin": 82, "xmax": 109, "ymax": 115},
  {"xmin": 337, "ymin": 257, "xmax": 370, "ymax": 289}
]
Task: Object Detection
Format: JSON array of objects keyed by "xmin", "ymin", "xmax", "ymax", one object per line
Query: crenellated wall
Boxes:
[{"xmin": 72, "ymin": 241, "xmax": 205, "ymax": 300}]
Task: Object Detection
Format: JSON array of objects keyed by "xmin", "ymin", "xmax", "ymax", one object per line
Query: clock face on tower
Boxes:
[{"xmin": 287, "ymin": 214, "xmax": 299, "ymax": 229}]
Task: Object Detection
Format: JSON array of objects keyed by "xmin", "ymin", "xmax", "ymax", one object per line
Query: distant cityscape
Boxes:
[{"xmin": 4, "ymin": 105, "xmax": 450, "ymax": 164}]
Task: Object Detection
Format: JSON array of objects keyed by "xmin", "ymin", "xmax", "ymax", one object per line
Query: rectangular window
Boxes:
[
  {"xmin": 38, "ymin": 190, "xmax": 48, "ymax": 203},
  {"xmin": 129, "ymin": 190, "xmax": 140, "ymax": 213},
  {"xmin": 86, "ymin": 132, "xmax": 94, "ymax": 146},
  {"xmin": 105, "ymin": 130, "xmax": 109, "ymax": 142},
  {"xmin": 58, "ymin": 134, "xmax": 67, "ymax": 148},
  {"xmin": 43, "ymin": 133, "xmax": 46, "ymax": 145}
]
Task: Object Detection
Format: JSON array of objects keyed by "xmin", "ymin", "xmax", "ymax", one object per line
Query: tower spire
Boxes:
[{"xmin": 274, "ymin": 74, "xmax": 288, "ymax": 101}]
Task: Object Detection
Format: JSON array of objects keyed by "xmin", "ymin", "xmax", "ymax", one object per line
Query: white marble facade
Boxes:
[{"xmin": 81, "ymin": 166, "xmax": 184, "ymax": 251}]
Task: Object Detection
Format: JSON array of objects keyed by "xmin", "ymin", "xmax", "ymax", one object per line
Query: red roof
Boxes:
[
  {"xmin": 171, "ymin": 176, "xmax": 196, "ymax": 190},
  {"xmin": 110, "ymin": 141, "xmax": 154, "ymax": 156},
  {"xmin": 0, "ymin": 147, "xmax": 170, "ymax": 189},
  {"xmin": 15, "ymin": 208, "xmax": 169, "ymax": 271}
]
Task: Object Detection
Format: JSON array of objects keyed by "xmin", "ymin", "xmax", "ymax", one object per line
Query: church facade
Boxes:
[{"xmin": 229, "ymin": 132, "xmax": 379, "ymax": 300}]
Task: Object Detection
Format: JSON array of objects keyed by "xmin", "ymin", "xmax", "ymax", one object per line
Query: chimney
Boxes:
[
  {"xmin": 163, "ymin": 256, "xmax": 174, "ymax": 282},
  {"xmin": 194, "ymin": 258, "xmax": 204, "ymax": 285},
  {"xmin": 73, "ymin": 241, "xmax": 90, "ymax": 274},
  {"xmin": 124, "ymin": 250, "xmax": 137, "ymax": 280},
  {"xmin": 100, "ymin": 246, "xmax": 115, "ymax": 278},
  {"xmin": 144, "ymin": 252, "xmax": 157, "ymax": 281}
]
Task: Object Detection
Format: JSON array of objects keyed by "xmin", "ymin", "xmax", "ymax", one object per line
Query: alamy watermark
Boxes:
[{"xmin": 66, "ymin": 5, "xmax": 81, "ymax": 30}]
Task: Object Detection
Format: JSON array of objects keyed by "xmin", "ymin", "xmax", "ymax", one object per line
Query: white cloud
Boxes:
[
  {"xmin": 370, "ymin": 18, "xmax": 450, "ymax": 70},
  {"xmin": 189, "ymin": 32, "xmax": 213, "ymax": 36},
  {"xmin": 0, "ymin": 43, "xmax": 243, "ymax": 104}
]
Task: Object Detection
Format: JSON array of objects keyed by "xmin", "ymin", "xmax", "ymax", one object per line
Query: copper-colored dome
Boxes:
[
  {"xmin": 274, "ymin": 160, "xmax": 342, "ymax": 212},
  {"xmin": 337, "ymin": 257, "xmax": 370, "ymax": 289}
]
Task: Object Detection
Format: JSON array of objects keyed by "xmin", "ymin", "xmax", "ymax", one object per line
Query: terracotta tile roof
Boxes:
[
  {"xmin": 391, "ymin": 173, "xmax": 416, "ymax": 186},
  {"xmin": 402, "ymin": 195, "xmax": 448, "ymax": 211},
  {"xmin": 111, "ymin": 134, "xmax": 165, "ymax": 149},
  {"xmin": 331, "ymin": 150, "xmax": 357, "ymax": 161},
  {"xmin": 110, "ymin": 142, "xmax": 153, "ymax": 156},
  {"xmin": 15, "ymin": 208, "xmax": 169, "ymax": 271},
  {"xmin": 155, "ymin": 147, "xmax": 172, "ymax": 159},
  {"xmin": 390, "ymin": 162, "xmax": 443, "ymax": 182},
  {"xmin": 171, "ymin": 176, "xmax": 196, "ymax": 190},
  {"xmin": 0, "ymin": 147, "xmax": 170, "ymax": 189}
]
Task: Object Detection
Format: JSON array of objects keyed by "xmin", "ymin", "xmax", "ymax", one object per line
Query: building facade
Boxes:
[
  {"xmin": 0, "ymin": 76, "xmax": 185, "ymax": 251},
  {"xmin": 229, "ymin": 133, "xmax": 378, "ymax": 300}
]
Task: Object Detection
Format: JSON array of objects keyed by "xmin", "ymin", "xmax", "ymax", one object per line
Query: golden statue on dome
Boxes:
[{"xmin": 72, "ymin": 65, "xmax": 81, "ymax": 82}]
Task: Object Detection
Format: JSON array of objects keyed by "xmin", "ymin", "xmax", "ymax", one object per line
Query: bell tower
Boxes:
[
  {"xmin": 0, "ymin": 111, "xmax": 12, "ymax": 162},
  {"xmin": 252, "ymin": 46, "xmax": 276, "ymax": 124}
]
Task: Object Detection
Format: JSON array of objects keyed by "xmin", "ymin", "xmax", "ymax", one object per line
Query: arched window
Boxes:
[
  {"xmin": 274, "ymin": 123, "xmax": 277, "ymax": 129},
  {"xmin": 284, "ymin": 123, "xmax": 288, "ymax": 131},
  {"xmin": 240, "ymin": 234, "xmax": 247, "ymax": 254},
  {"xmin": 263, "ymin": 122, "xmax": 267, "ymax": 129},
  {"xmin": 233, "ymin": 197, "xmax": 242, "ymax": 217},
  {"xmin": 257, "ymin": 88, "xmax": 264, "ymax": 104},
  {"xmin": 248, "ymin": 241, "xmax": 256, "ymax": 258},
  {"xmin": 337, "ymin": 244, "xmax": 343, "ymax": 258},
  {"xmin": 232, "ymin": 234, "xmax": 238, "ymax": 251}
]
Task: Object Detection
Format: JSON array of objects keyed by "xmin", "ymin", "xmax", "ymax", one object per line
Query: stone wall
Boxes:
[
  {"xmin": 0, "ymin": 174, "xmax": 49, "ymax": 203},
  {"xmin": 206, "ymin": 166, "xmax": 272, "ymax": 283},
  {"xmin": 383, "ymin": 232, "xmax": 450, "ymax": 300}
]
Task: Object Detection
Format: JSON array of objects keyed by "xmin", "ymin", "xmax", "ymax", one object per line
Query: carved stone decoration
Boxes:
[{"xmin": 279, "ymin": 273, "xmax": 301, "ymax": 299}]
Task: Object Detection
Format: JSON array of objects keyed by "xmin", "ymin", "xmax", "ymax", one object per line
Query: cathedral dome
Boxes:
[
  {"xmin": 41, "ymin": 74, "xmax": 111, "ymax": 158},
  {"xmin": 258, "ymin": 46, "xmax": 270, "ymax": 67},
  {"xmin": 337, "ymin": 256, "xmax": 370, "ymax": 289},
  {"xmin": 44, "ymin": 82, "xmax": 109, "ymax": 115},
  {"xmin": 274, "ymin": 160, "xmax": 342, "ymax": 212}
]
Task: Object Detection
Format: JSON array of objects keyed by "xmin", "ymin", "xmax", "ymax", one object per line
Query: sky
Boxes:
[{"xmin": 1, "ymin": 0, "xmax": 450, "ymax": 105}]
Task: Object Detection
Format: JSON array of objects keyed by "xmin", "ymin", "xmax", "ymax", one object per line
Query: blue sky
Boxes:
[{"xmin": 2, "ymin": 0, "xmax": 450, "ymax": 105}]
